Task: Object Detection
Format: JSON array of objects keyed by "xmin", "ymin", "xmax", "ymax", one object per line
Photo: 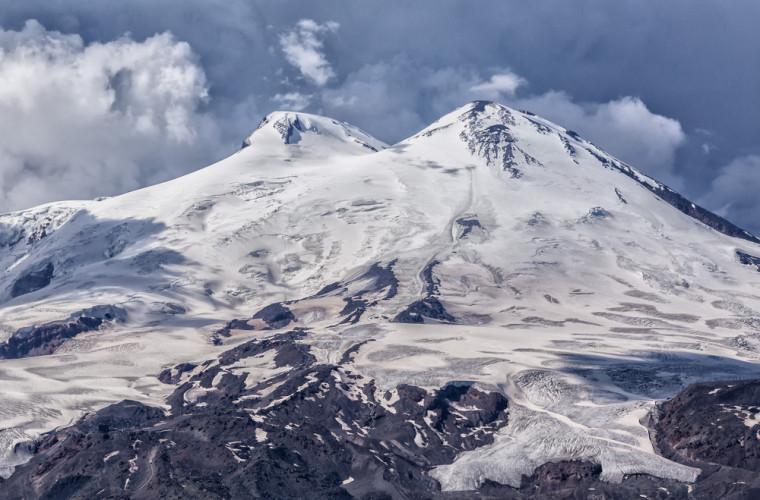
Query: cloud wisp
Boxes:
[
  {"xmin": 470, "ymin": 72, "xmax": 526, "ymax": 99},
  {"xmin": 700, "ymin": 155, "xmax": 760, "ymax": 234},
  {"xmin": 279, "ymin": 19, "xmax": 339, "ymax": 87}
]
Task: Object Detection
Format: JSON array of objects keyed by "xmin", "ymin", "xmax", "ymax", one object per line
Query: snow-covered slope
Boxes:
[{"xmin": 2, "ymin": 101, "xmax": 760, "ymax": 495}]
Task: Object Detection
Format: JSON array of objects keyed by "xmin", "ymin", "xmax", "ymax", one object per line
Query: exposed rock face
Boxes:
[
  {"xmin": 130, "ymin": 249, "xmax": 185, "ymax": 274},
  {"xmin": 315, "ymin": 261, "xmax": 399, "ymax": 325},
  {"xmin": 214, "ymin": 302, "xmax": 296, "ymax": 341},
  {"xmin": 471, "ymin": 461, "xmax": 692, "ymax": 499},
  {"xmin": 657, "ymin": 380, "xmax": 760, "ymax": 470},
  {"xmin": 455, "ymin": 216, "xmax": 482, "ymax": 238},
  {"xmin": 10, "ymin": 262, "xmax": 54, "ymax": 298},
  {"xmin": 737, "ymin": 250, "xmax": 760, "ymax": 271},
  {"xmin": 1, "ymin": 331, "xmax": 510, "ymax": 499},
  {"xmin": 157, "ymin": 362, "xmax": 198, "ymax": 384},
  {"xmin": 270, "ymin": 113, "xmax": 318, "ymax": 144},
  {"xmin": 459, "ymin": 101, "xmax": 540, "ymax": 178},
  {"xmin": 251, "ymin": 302, "xmax": 295, "ymax": 329},
  {"xmin": 0, "ymin": 305, "xmax": 126, "ymax": 359},
  {"xmin": 645, "ymin": 184, "xmax": 760, "ymax": 244},
  {"xmin": 13, "ymin": 362, "xmax": 760, "ymax": 499},
  {"xmin": 654, "ymin": 380, "xmax": 760, "ymax": 499},
  {"xmin": 242, "ymin": 111, "xmax": 387, "ymax": 152},
  {"xmin": 583, "ymin": 147, "xmax": 760, "ymax": 244},
  {"xmin": 392, "ymin": 297, "xmax": 455, "ymax": 324},
  {"xmin": 393, "ymin": 261, "xmax": 455, "ymax": 324}
]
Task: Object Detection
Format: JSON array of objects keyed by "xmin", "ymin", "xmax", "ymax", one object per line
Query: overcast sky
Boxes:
[{"xmin": 0, "ymin": 1, "xmax": 758, "ymax": 232}]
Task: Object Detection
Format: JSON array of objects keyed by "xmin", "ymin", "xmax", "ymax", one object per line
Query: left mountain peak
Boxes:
[{"xmin": 242, "ymin": 111, "xmax": 388, "ymax": 154}]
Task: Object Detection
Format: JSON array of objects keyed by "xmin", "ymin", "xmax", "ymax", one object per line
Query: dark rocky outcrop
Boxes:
[
  {"xmin": 645, "ymin": 184, "xmax": 760, "ymax": 244},
  {"xmin": 318, "ymin": 261, "xmax": 399, "ymax": 301},
  {"xmin": 583, "ymin": 206, "xmax": 612, "ymax": 221},
  {"xmin": 585, "ymin": 146, "xmax": 760, "ymax": 244},
  {"xmin": 130, "ymin": 249, "xmax": 185, "ymax": 274},
  {"xmin": 252, "ymin": 302, "xmax": 295, "ymax": 329},
  {"xmin": 653, "ymin": 379, "xmax": 760, "ymax": 499},
  {"xmin": 10, "ymin": 262, "xmax": 54, "ymax": 298},
  {"xmin": 213, "ymin": 318, "xmax": 257, "ymax": 341},
  {"xmin": 214, "ymin": 302, "xmax": 296, "ymax": 341},
  {"xmin": 339, "ymin": 297, "xmax": 368, "ymax": 324},
  {"xmin": 1, "ymin": 331, "xmax": 509, "ymax": 500},
  {"xmin": 157, "ymin": 362, "xmax": 198, "ymax": 384},
  {"xmin": 0, "ymin": 305, "xmax": 126, "ymax": 359},
  {"xmin": 737, "ymin": 250, "xmax": 760, "ymax": 271},
  {"xmin": 316, "ymin": 261, "xmax": 399, "ymax": 325},
  {"xmin": 394, "ymin": 261, "xmax": 455, "ymax": 324},
  {"xmin": 9, "ymin": 331, "xmax": 760, "ymax": 498},
  {"xmin": 469, "ymin": 461, "xmax": 692, "ymax": 499},
  {"xmin": 656, "ymin": 380, "xmax": 760, "ymax": 471},
  {"xmin": 244, "ymin": 113, "xmax": 381, "ymax": 152},
  {"xmin": 456, "ymin": 217, "xmax": 482, "ymax": 238},
  {"xmin": 459, "ymin": 102, "xmax": 541, "ymax": 179},
  {"xmin": 215, "ymin": 261, "xmax": 399, "ymax": 340},
  {"xmin": 244, "ymin": 113, "xmax": 318, "ymax": 146},
  {"xmin": 466, "ymin": 379, "xmax": 760, "ymax": 499},
  {"xmin": 392, "ymin": 297, "xmax": 456, "ymax": 324}
]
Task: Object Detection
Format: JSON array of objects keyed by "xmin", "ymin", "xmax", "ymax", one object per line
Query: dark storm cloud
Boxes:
[{"xmin": 0, "ymin": 1, "xmax": 758, "ymax": 232}]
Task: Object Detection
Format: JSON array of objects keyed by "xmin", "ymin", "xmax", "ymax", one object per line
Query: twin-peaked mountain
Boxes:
[{"xmin": 1, "ymin": 102, "xmax": 760, "ymax": 498}]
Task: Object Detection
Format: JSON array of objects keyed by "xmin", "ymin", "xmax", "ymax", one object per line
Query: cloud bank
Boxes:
[{"xmin": 0, "ymin": 20, "xmax": 222, "ymax": 211}]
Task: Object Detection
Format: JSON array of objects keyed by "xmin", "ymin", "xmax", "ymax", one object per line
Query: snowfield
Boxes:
[{"xmin": 2, "ymin": 101, "xmax": 760, "ymax": 490}]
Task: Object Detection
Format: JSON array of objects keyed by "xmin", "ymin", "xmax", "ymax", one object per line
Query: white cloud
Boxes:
[
  {"xmin": 700, "ymin": 155, "xmax": 760, "ymax": 232},
  {"xmin": 279, "ymin": 19, "xmax": 339, "ymax": 87},
  {"xmin": 470, "ymin": 71, "xmax": 526, "ymax": 98},
  {"xmin": 512, "ymin": 92, "xmax": 686, "ymax": 184},
  {"xmin": 0, "ymin": 20, "xmax": 220, "ymax": 212},
  {"xmin": 272, "ymin": 92, "xmax": 311, "ymax": 111}
]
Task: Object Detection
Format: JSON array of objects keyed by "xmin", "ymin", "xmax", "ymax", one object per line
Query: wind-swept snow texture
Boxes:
[{"xmin": 2, "ymin": 102, "xmax": 760, "ymax": 496}]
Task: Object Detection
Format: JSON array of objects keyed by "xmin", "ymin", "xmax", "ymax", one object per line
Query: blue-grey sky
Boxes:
[{"xmin": 0, "ymin": 1, "xmax": 758, "ymax": 232}]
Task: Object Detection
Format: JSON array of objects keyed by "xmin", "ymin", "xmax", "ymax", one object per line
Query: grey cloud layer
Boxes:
[{"xmin": 0, "ymin": 1, "xmax": 757, "ymax": 232}]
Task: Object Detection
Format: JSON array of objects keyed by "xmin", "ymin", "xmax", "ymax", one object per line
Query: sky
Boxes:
[{"xmin": 0, "ymin": 1, "xmax": 758, "ymax": 232}]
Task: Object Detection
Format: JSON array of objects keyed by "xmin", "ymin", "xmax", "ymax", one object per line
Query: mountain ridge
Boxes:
[{"xmin": 1, "ymin": 100, "xmax": 760, "ymax": 497}]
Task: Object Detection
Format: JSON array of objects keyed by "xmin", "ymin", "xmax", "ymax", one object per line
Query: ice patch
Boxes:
[{"xmin": 431, "ymin": 405, "xmax": 699, "ymax": 490}]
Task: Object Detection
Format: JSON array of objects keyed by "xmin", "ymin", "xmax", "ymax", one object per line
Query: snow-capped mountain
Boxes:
[{"xmin": 2, "ymin": 101, "xmax": 760, "ymax": 498}]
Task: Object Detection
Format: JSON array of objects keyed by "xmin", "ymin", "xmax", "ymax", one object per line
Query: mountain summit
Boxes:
[
  {"xmin": 2, "ymin": 102, "xmax": 760, "ymax": 498},
  {"xmin": 242, "ymin": 110, "xmax": 387, "ymax": 153}
]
